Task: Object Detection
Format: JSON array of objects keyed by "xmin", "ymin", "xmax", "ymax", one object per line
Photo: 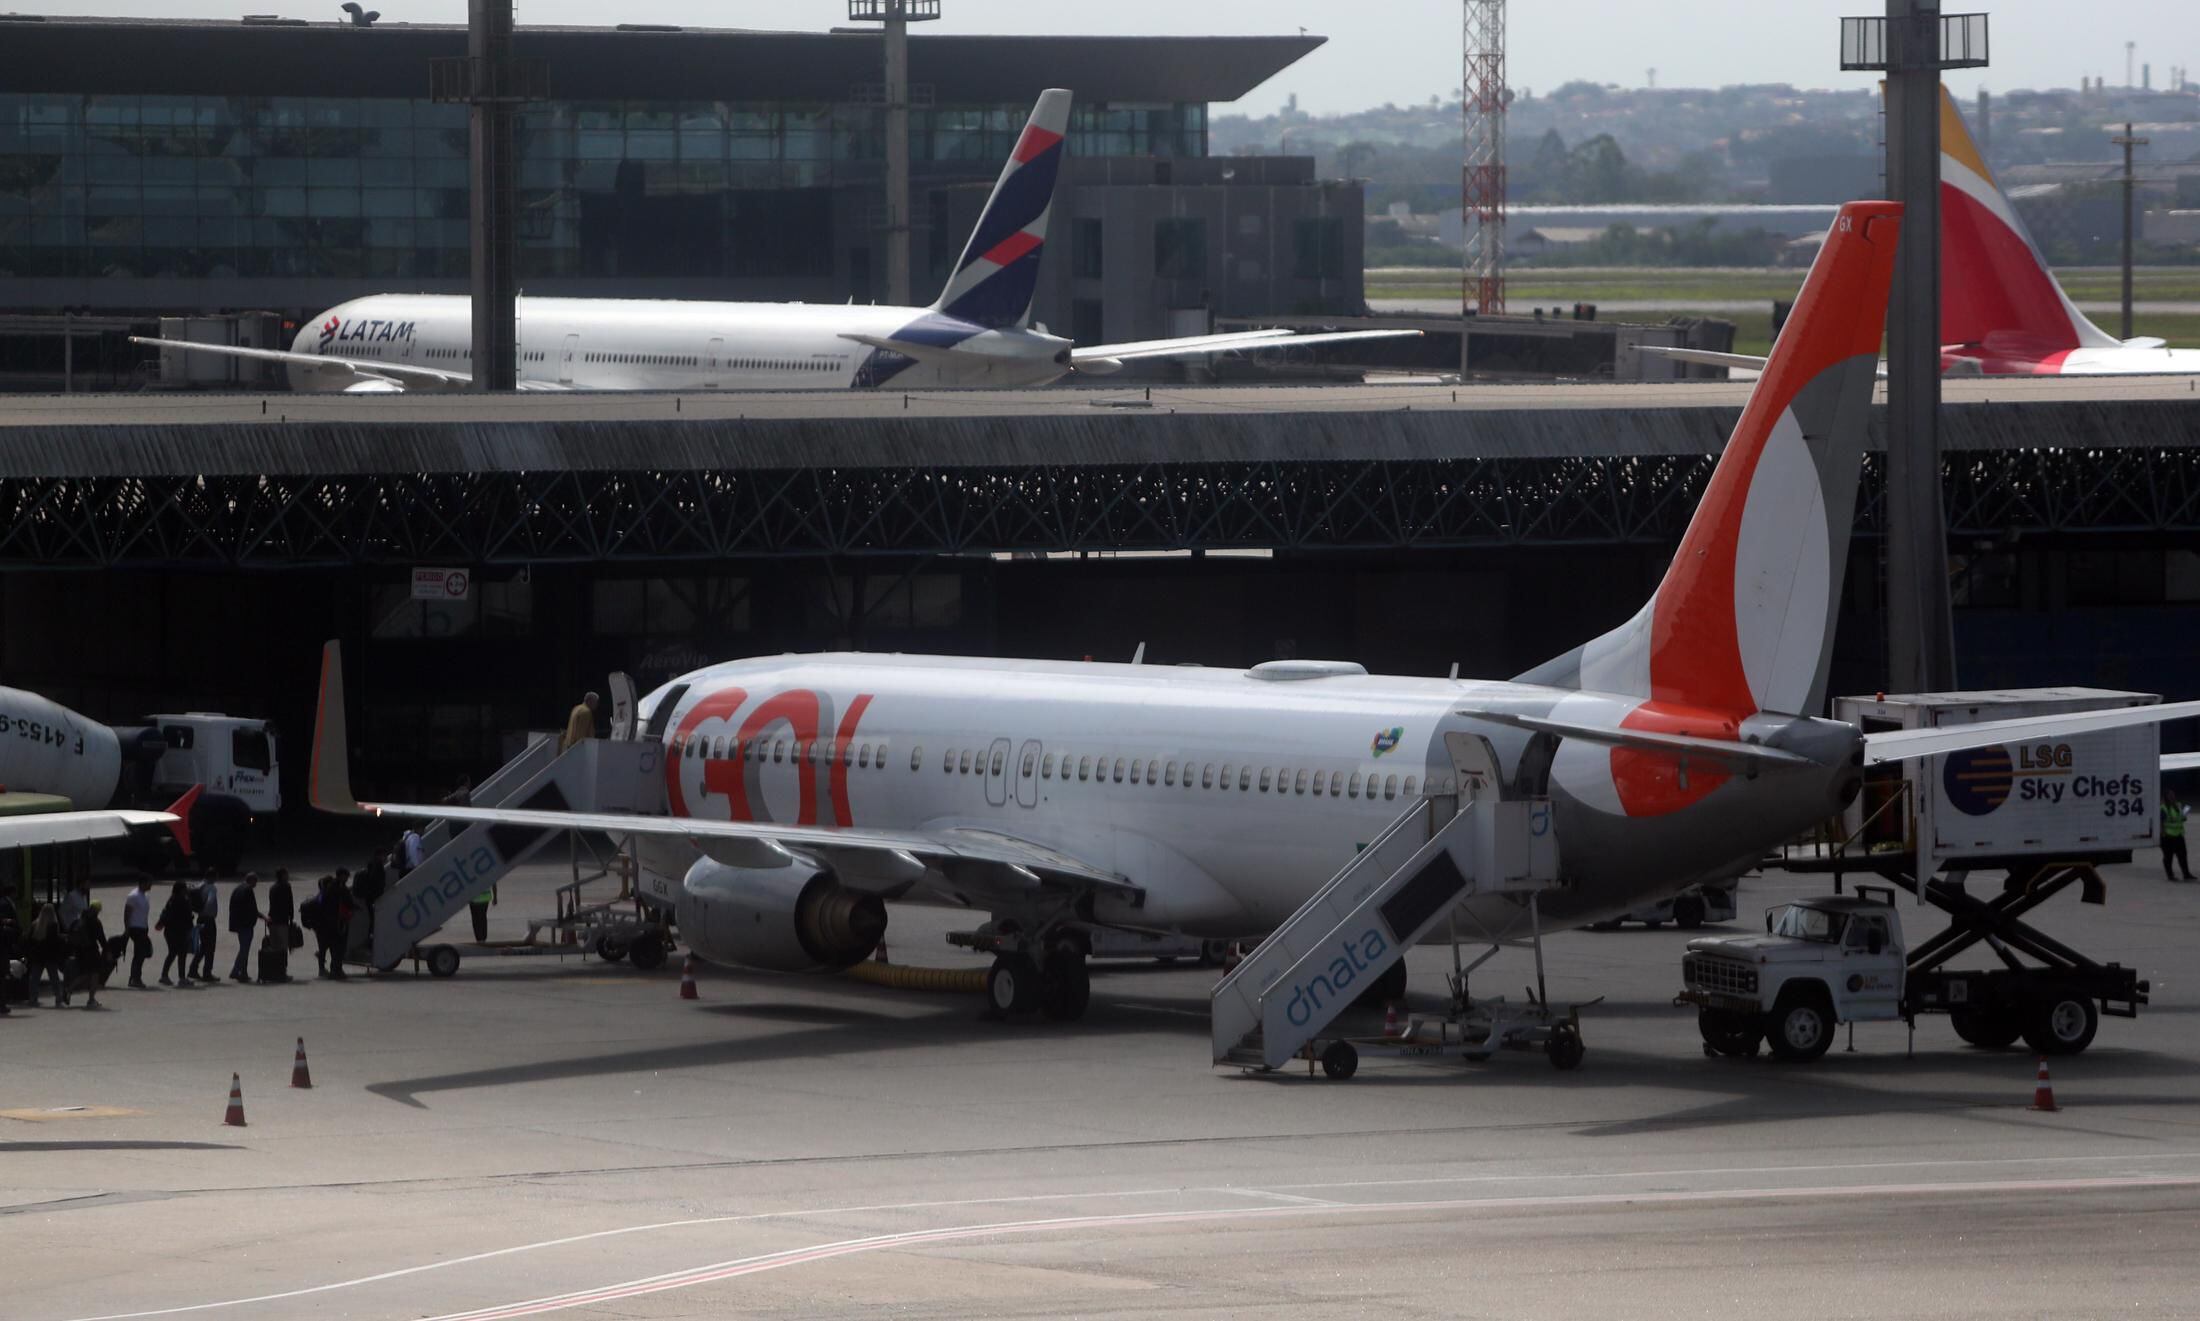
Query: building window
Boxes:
[
  {"xmin": 1072, "ymin": 217, "xmax": 1103, "ymax": 279},
  {"xmin": 1293, "ymin": 217, "xmax": 1346, "ymax": 279},
  {"xmin": 1153, "ymin": 217, "xmax": 1206, "ymax": 279}
]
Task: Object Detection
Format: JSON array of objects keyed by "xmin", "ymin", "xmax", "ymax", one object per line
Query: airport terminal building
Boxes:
[{"xmin": 0, "ymin": 17, "xmax": 1364, "ymax": 387}]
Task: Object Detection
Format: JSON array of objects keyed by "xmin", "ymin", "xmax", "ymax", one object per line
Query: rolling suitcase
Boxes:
[{"xmin": 257, "ymin": 934, "xmax": 290, "ymax": 984}]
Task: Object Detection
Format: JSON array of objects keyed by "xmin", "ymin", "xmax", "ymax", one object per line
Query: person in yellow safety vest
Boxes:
[
  {"xmin": 2165, "ymin": 790, "xmax": 2193, "ymax": 882},
  {"xmin": 561, "ymin": 692, "xmax": 600, "ymax": 752}
]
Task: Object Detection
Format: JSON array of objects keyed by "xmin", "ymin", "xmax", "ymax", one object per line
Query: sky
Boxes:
[{"xmin": 51, "ymin": 1, "xmax": 2199, "ymax": 116}]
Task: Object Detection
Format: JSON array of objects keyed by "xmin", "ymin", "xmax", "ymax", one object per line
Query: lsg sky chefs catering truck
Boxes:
[{"xmin": 1680, "ymin": 689, "xmax": 2159, "ymax": 1062}]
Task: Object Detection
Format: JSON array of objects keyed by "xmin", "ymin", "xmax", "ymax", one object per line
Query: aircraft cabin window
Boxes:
[
  {"xmin": 1239, "ymin": 767, "xmax": 1253, "ymax": 791},
  {"xmin": 1042, "ymin": 753, "xmax": 1056, "ymax": 778},
  {"xmin": 858, "ymin": 744, "xmax": 870, "ymax": 769},
  {"xmin": 1021, "ymin": 750, "xmax": 1035, "ymax": 777},
  {"xmin": 1404, "ymin": 775, "xmax": 1419, "ymax": 796},
  {"xmin": 1259, "ymin": 768, "xmax": 1273, "ymax": 793},
  {"xmin": 711, "ymin": 737, "xmax": 724, "ymax": 760},
  {"xmin": 990, "ymin": 749, "xmax": 1005, "ymax": 775},
  {"xmin": 1330, "ymin": 771, "xmax": 1345, "ymax": 798},
  {"xmin": 1349, "ymin": 771, "xmax": 1363, "ymax": 799},
  {"xmin": 773, "ymin": 739, "xmax": 787, "ymax": 763},
  {"xmin": 1201, "ymin": 765, "xmax": 1215, "ymax": 789},
  {"xmin": 1130, "ymin": 760, "xmax": 1143, "ymax": 785},
  {"xmin": 874, "ymin": 742, "xmax": 888, "ymax": 769},
  {"xmin": 943, "ymin": 750, "xmax": 956, "ymax": 774},
  {"xmin": 910, "ymin": 746, "xmax": 923, "ymax": 771},
  {"xmin": 1112, "ymin": 758, "xmax": 1125, "ymax": 783},
  {"xmin": 1312, "ymin": 772, "xmax": 1324, "ymax": 797},
  {"xmin": 1078, "ymin": 756, "xmax": 1092, "ymax": 781},
  {"xmin": 1384, "ymin": 774, "xmax": 1398, "ymax": 800},
  {"xmin": 1219, "ymin": 763, "xmax": 1233, "ymax": 789},
  {"xmin": 1295, "ymin": 770, "xmax": 1310, "ymax": 795},
  {"xmin": 1164, "ymin": 761, "xmax": 1178, "ymax": 786},
  {"xmin": 1186, "ymin": 765, "xmax": 1198, "ymax": 791}
]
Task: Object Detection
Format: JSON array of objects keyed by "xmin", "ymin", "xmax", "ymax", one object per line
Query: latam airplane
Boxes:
[
  {"xmin": 136, "ymin": 90, "xmax": 1414, "ymax": 394},
  {"xmin": 310, "ymin": 200, "xmax": 2200, "ymax": 1022},
  {"xmin": 1650, "ymin": 86, "xmax": 2200, "ymax": 379}
]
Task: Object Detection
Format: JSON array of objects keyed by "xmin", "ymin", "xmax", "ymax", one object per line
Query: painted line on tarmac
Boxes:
[
  {"xmin": 412, "ymin": 1174, "xmax": 2200, "ymax": 1321},
  {"xmin": 1264, "ymin": 1147, "xmax": 2200, "ymax": 1194},
  {"xmin": 60, "ymin": 1156, "xmax": 2200, "ymax": 1321}
]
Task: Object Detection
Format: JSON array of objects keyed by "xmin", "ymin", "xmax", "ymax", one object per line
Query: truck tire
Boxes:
[
  {"xmin": 1673, "ymin": 895, "xmax": 1707, "ymax": 930},
  {"xmin": 2021, "ymin": 995, "xmax": 2099, "ymax": 1056},
  {"xmin": 1764, "ymin": 987, "xmax": 1835, "ymax": 1062},
  {"xmin": 1950, "ymin": 1007, "xmax": 2023, "ymax": 1049},
  {"xmin": 1698, "ymin": 1007, "xmax": 1762, "ymax": 1058}
]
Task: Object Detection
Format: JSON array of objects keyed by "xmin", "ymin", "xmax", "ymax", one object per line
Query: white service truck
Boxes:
[
  {"xmin": 1681, "ymin": 689, "xmax": 2159, "ymax": 1062},
  {"xmin": 0, "ymin": 686, "xmax": 279, "ymax": 873}
]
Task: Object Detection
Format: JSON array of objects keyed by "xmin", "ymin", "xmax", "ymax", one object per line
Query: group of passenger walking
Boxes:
[{"xmin": 0, "ymin": 851, "xmax": 404, "ymax": 1014}]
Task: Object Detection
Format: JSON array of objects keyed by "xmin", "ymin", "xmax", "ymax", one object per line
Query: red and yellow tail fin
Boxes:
[{"xmin": 1939, "ymin": 84, "xmax": 2119, "ymax": 354}]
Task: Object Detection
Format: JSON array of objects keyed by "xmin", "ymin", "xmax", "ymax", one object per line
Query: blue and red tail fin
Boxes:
[
  {"xmin": 1521, "ymin": 200, "xmax": 1901, "ymax": 719},
  {"xmin": 929, "ymin": 88, "xmax": 1070, "ymax": 330}
]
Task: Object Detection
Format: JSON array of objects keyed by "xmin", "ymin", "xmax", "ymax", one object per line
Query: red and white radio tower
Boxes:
[{"xmin": 1462, "ymin": 0, "xmax": 1507, "ymax": 334}]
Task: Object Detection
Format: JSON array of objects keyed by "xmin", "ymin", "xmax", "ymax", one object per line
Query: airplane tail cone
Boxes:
[
  {"xmin": 291, "ymin": 1037, "xmax": 312, "ymax": 1089},
  {"xmin": 679, "ymin": 956, "xmax": 699, "ymax": 1000},
  {"xmin": 223, "ymin": 1073, "xmax": 247, "ymax": 1127},
  {"xmin": 2029, "ymin": 1057, "xmax": 2060, "ymax": 1112}
]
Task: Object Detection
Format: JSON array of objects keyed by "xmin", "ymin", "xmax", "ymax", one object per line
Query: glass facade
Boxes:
[{"xmin": 0, "ymin": 94, "xmax": 1206, "ymax": 283}]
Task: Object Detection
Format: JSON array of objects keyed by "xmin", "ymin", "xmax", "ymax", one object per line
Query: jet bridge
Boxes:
[
  {"xmin": 363, "ymin": 733, "xmax": 668, "ymax": 972},
  {"xmin": 1212, "ymin": 733, "xmax": 1566, "ymax": 1075}
]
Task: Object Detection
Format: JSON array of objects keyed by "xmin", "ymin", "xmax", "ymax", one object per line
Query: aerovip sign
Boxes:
[
  {"xmin": 1925, "ymin": 724, "xmax": 2158, "ymax": 869},
  {"xmin": 412, "ymin": 567, "xmax": 471, "ymax": 601}
]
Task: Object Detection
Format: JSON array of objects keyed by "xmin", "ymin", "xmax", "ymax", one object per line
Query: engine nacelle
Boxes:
[{"xmin": 677, "ymin": 855, "xmax": 886, "ymax": 973}]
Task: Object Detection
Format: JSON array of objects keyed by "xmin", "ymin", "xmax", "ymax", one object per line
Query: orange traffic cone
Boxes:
[
  {"xmin": 2029, "ymin": 1057, "xmax": 2060, "ymax": 1112},
  {"xmin": 290, "ymin": 1038, "xmax": 313, "ymax": 1089},
  {"xmin": 223, "ymin": 1073, "xmax": 247, "ymax": 1127},
  {"xmin": 1383, "ymin": 1002, "xmax": 1402, "ymax": 1038},
  {"xmin": 678, "ymin": 956, "xmax": 699, "ymax": 1000}
]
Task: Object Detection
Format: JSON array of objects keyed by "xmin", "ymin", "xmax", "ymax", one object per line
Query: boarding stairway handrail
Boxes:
[
  {"xmin": 366, "ymin": 737, "xmax": 665, "ymax": 968},
  {"xmin": 1212, "ymin": 788, "xmax": 1559, "ymax": 1071},
  {"xmin": 421, "ymin": 731, "xmax": 559, "ymax": 856}
]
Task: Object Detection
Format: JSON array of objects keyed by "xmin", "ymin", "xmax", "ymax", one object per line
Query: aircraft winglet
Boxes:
[
  {"xmin": 310, "ymin": 640, "xmax": 366, "ymax": 815},
  {"xmin": 163, "ymin": 783, "xmax": 202, "ymax": 856}
]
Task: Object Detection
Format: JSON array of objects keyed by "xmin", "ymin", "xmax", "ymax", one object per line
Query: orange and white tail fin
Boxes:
[
  {"xmin": 1521, "ymin": 200, "xmax": 1901, "ymax": 718},
  {"xmin": 1940, "ymin": 84, "xmax": 2119, "ymax": 355}
]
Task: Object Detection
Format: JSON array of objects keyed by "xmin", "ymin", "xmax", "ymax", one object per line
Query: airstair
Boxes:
[
  {"xmin": 365, "ymin": 735, "xmax": 667, "ymax": 971},
  {"xmin": 1211, "ymin": 732, "xmax": 1566, "ymax": 1074}
]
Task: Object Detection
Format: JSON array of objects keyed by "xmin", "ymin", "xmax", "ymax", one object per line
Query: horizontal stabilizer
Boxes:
[
  {"xmin": 1071, "ymin": 327, "xmax": 1420, "ymax": 366},
  {"xmin": 1473, "ymin": 711, "xmax": 1814, "ymax": 772},
  {"xmin": 0, "ymin": 808, "xmax": 177, "ymax": 851},
  {"xmin": 1863, "ymin": 699, "xmax": 2200, "ymax": 766},
  {"xmin": 1637, "ymin": 345, "xmax": 1774, "ymax": 373}
]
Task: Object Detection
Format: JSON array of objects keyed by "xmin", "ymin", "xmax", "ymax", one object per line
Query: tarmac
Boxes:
[{"xmin": 5, "ymin": 853, "xmax": 2199, "ymax": 1318}]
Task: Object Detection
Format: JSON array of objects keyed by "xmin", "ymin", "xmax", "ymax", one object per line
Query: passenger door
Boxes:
[
  {"xmin": 558, "ymin": 334, "xmax": 579, "ymax": 385},
  {"xmin": 984, "ymin": 737, "xmax": 1012, "ymax": 808},
  {"xmin": 704, "ymin": 337, "xmax": 724, "ymax": 389}
]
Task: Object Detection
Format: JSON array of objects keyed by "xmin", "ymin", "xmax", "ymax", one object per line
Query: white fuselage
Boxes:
[
  {"xmin": 639, "ymin": 653, "xmax": 1859, "ymax": 938},
  {"xmin": 289, "ymin": 294, "xmax": 1073, "ymax": 392}
]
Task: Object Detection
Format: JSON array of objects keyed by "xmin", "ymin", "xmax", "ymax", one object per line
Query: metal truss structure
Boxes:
[{"xmin": 3, "ymin": 445, "xmax": 2196, "ymax": 570}]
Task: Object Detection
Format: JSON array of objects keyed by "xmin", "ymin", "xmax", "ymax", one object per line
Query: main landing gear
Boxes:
[{"xmin": 982, "ymin": 943, "xmax": 1091, "ymax": 1022}]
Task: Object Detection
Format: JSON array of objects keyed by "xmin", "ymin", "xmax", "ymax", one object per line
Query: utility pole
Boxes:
[
  {"xmin": 431, "ymin": 0, "xmax": 546, "ymax": 391},
  {"xmin": 1842, "ymin": 2, "xmax": 1987, "ymax": 695},
  {"xmin": 848, "ymin": 1, "xmax": 941, "ymax": 308},
  {"xmin": 2112, "ymin": 122, "xmax": 2148, "ymax": 340}
]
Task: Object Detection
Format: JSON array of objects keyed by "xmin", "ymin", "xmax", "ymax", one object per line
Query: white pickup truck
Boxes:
[{"xmin": 1677, "ymin": 890, "xmax": 2136, "ymax": 1062}]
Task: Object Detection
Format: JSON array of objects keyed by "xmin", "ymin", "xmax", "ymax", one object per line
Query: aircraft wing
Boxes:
[
  {"xmin": 129, "ymin": 336, "xmax": 473, "ymax": 392},
  {"xmin": 1471, "ymin": 711, "xmax": 1816, "ymax": 772},
  {"xmin": 0, "ymin": 809, "xmax": 178, "ymax": 850},
  {"xmin": 1861, "ymin": 700, "xmax": 2200, "ymax": 766},
  {"xmin": 837, "ymin": 333, "xmax": 971, "ymax": 367},
  {"xmin": 1071, "ymin": 327, "xmax": 1422, "ymax": 368}
]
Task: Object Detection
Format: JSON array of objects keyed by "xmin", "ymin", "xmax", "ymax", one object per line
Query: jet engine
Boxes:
[{"xmin": 676, "ymin": 855, "xmax": 886, "ymax": 973}]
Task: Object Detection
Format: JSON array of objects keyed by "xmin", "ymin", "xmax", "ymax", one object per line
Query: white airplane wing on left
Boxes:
[
  {"xmin": 0, "ymin": 809, "xmax": 177, "ymax": 850},
  {"xmin": 1071, "ymin": 327, "xmax": 1421, "ymax": 372},
  {"xmin": 2165, "ymin": 752, "xmax": 2200, "ymax": 772},
  {"xmin": 129, "ymin": 336, "xmax": 474, "ymax": 392},
  {"xmin": 1862, "ymin": 699, "xmax": 2200, "ymax": 766}
]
